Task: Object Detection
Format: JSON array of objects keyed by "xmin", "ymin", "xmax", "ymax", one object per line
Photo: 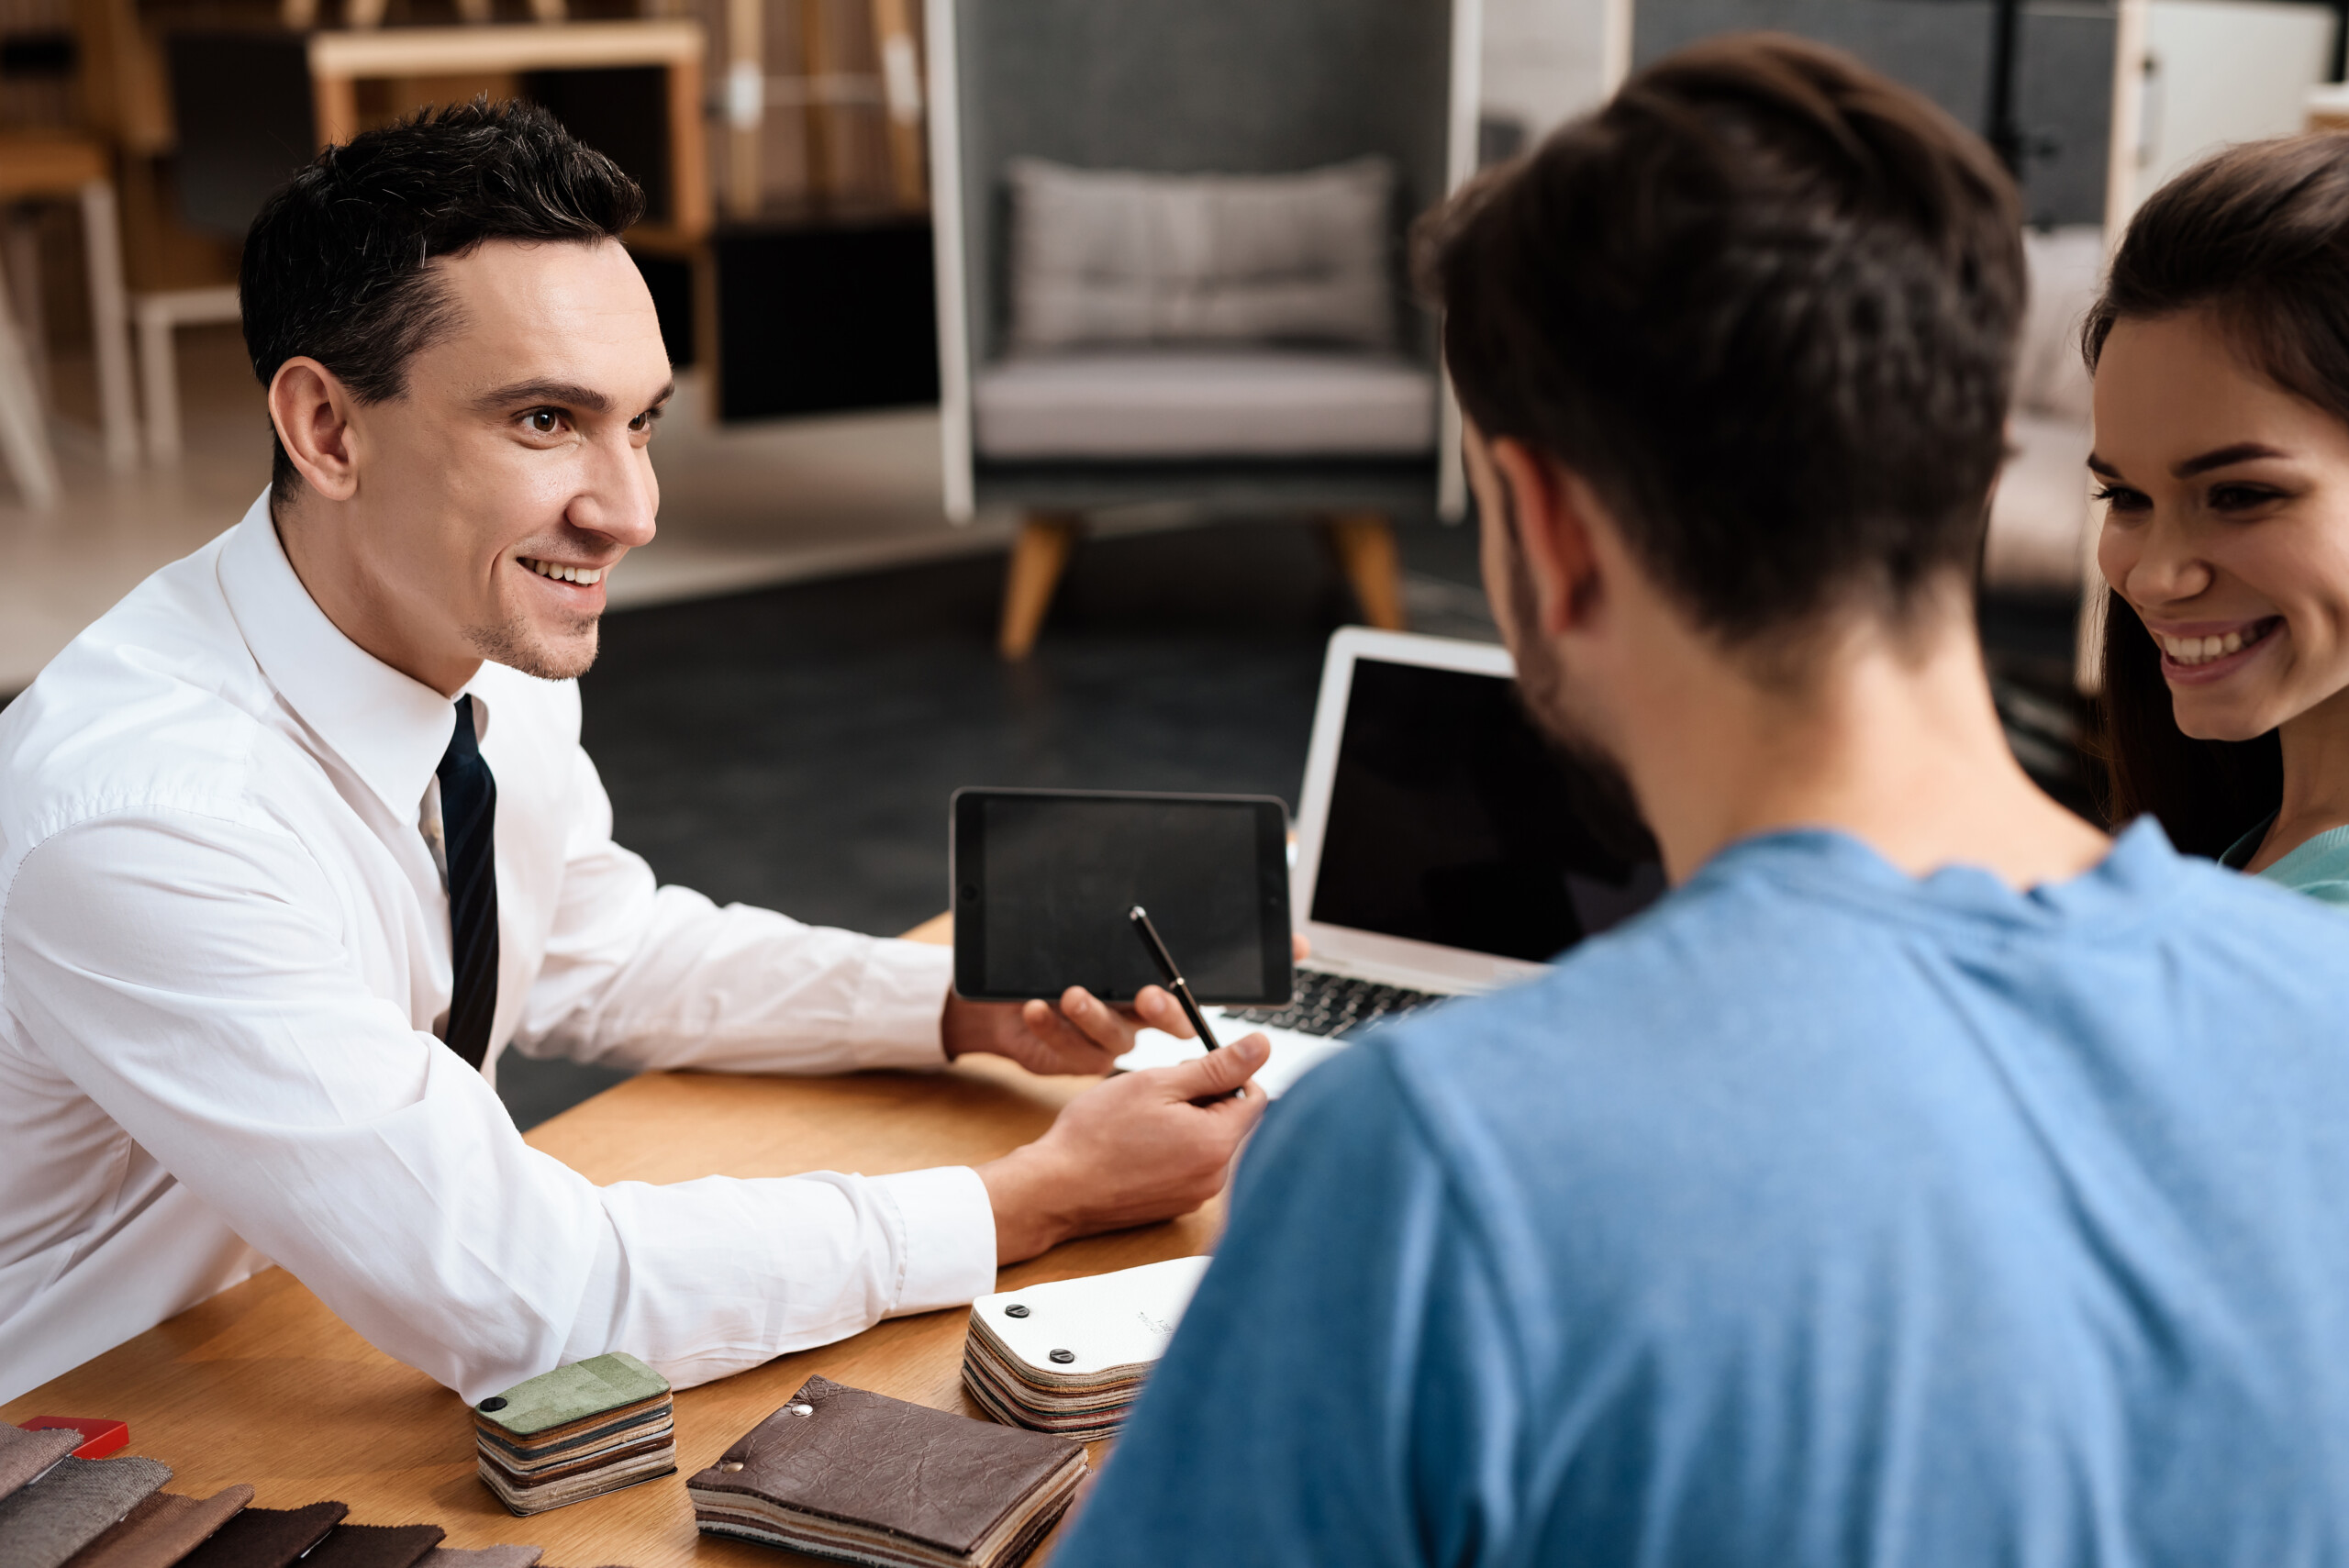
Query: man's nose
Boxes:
[{"xmin": 570, "ymin": 435, "xmax": 660, "ymax": 550}]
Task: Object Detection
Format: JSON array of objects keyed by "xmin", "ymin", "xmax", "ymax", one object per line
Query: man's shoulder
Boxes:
[
  {"xmin": 0, "ymin": 533, "xmax": 286, "ymax": 853},
  {"xmin": 1337, "ymin": 824, "xmax": 2349, "ymax": 1189}
]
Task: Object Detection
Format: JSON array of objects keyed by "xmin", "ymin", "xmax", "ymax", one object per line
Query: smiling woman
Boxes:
[{"xmin": 2087, "ymin": 134, "xmax": 2349, "ymax": 900}]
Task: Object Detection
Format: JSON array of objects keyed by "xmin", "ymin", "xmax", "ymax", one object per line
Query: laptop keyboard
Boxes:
[{"xmin": 1223, "ymin": 969, "xmax": 1444, "ymax": 1040}]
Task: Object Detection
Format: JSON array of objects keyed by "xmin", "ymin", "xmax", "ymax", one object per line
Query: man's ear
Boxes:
[
  {"xmin": 269, "ymin": 357, "xmax": 362, "ymax": 502},
  {"xmin": 1488, "ymin": 436, "xmax": 1603, "ymax": 637}
]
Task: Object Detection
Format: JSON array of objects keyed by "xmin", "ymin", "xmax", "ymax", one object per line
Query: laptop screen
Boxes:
[{"xmin": 1308, "ymin": 658, "xmax": 1664, "ymax": 963}]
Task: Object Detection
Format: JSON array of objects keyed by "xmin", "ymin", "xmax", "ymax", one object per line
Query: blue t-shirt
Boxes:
[{"xmin": 1057, "ymin": 822, "xmax": 2349, "ymax": 1568}]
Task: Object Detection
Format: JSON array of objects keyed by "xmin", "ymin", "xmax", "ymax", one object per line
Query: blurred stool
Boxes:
[
  {"xmin": 0, "ymin": 132, "xmax": 140, "ymax": 501},
  {"xmin": 133, "ymin": 287, "xmax": 241, "ymax": 463}
]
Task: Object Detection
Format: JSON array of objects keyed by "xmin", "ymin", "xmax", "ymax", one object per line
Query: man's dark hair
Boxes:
[
  {"xmin": 2084, "ymin": 133, "xmax": 2349, "ymax": 852},
  {"xmin": 1419, "ymin": 34, "xmax": 2023, "ymax": 652},
  {"xmin": 241, "ymin": 97, "xmax": 644, "ymax": 495}
]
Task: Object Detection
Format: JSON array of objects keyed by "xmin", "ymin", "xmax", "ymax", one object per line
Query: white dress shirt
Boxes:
[{"xmin": 0, "ymin": 493, "xmax": 996, "ymax": 1406}]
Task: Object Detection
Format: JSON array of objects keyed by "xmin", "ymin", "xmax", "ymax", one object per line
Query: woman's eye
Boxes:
[
  {"xmin": 526, "ymin": 409, "xmax": 562, "ymax": 435},
  {"xmin": 2208, "ymin": 483, "xmax": 2281, "ymax": 513},
  {"xmin": 2092, "ymin": 484, "xmax": 2149, "ymax": 515}
]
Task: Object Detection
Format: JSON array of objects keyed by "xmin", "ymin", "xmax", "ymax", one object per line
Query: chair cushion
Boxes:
[
  {"xmin": 973, "ymin": 349, "xmax": 1438, "ymax": 460},
  {"xmin": 1986, "ymin": 411, "xmax": 2094, "ymax": 591},
  {"xmin": 2016, "ymin": 226, "xmax": 2104, "ymax": 423},
  {"xmin": 1006, "ymin": 158, "xmax": 1396, "ymax": 350}
]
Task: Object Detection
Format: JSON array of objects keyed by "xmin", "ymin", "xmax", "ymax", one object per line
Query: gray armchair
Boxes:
[{"xmin": 926, "ymin": 0, "xmax": 1481, "ymax": 656}]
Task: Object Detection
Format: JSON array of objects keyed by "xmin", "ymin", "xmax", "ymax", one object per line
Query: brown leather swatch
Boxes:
[
  {"xmin": 686, "ymin": 1374, "xmax": 1083, "ymax": 1557},
  {"xmin": 0, "ymin": 1426, "xmax": 83, "ymax": 1503},
  {"xmin": 300, "ymin": 1523, "xmax": 445, "ymax": 1568},
  {"xmin": 174, "ymin": 1500, "xmax": 349, "ymax": 1568},
  {"xmin": 61, "ymin": 1485, "xmax": 255, "ymax": 1568}
]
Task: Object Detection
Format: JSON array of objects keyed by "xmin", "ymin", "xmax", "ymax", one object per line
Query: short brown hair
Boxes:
[
  {"xmin": 2086, "ymin": 135, "xmax": 2349, "ymax": 851},
  {"xmin": 1419, "ymin": 34, "xmax": 2023, "ymax": 648}
]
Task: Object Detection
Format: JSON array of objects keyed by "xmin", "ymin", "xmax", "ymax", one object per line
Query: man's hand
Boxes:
[
  {"xmin": 975, "ymin": 1037, "xmax": 1271, "ymax": 1262},
  {"xmin": 941, "ymin": 984, "xmax": 1194, "ymax": 1077},
  {"xmin": 939, "ymin": 933, "xmax": 1309, "ymax": 1077}
]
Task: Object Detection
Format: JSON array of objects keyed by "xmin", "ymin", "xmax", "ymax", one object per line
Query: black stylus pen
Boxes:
[{"xmin": 1128, "ymin": 905, "xmax": 1222, "ymax": 1052}]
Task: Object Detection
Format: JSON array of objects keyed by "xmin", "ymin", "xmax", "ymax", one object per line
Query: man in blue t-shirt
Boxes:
[{"xmin": 1056, "ymin": 35, "xmax": 2349, "ymax": 1568}]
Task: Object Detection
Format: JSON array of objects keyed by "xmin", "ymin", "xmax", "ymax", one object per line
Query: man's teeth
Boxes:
[
  {"xmin": 2158, "ymin": 624, "xmax": 2266, "ymax": 665},
  {"xmin": 522, "ymin": 556, "xmax": 605, "ymax": 585}
]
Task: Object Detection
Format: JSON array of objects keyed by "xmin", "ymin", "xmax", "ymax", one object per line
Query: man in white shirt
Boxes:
[{"xmin": 0, "ymin": 100, "xmax": 1269, "ymax": 1406}]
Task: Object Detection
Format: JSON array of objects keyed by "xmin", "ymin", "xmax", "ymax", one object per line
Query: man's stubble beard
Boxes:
[
  {"xmin": 466, "ymin": 609, "xmax": 602, "ymax": 681},
  {"xmin": 1493, "ymin": 484, "xmax": 1657, "ymax": 863}
]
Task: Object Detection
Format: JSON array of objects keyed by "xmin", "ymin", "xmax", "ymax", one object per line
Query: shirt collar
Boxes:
[{"xmin": 217, "ymin": 489, "xmax": 486, "ymax": 818}]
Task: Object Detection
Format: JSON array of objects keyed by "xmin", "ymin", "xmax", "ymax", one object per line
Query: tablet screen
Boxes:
[{"xmin": 953, "ymin": 791, "xmax": 1291, "ymax": 1004}]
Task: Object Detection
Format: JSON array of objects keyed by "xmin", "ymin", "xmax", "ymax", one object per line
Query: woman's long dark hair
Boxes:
[{"xmin": 2087, "ymin": 134, "xmax": 2349, "ymax": 855}]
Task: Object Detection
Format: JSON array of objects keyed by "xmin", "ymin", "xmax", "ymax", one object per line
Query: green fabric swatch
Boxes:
[{"xmin": 476, "ymin": 1353, "xmax": 670, "ymax": 1439}]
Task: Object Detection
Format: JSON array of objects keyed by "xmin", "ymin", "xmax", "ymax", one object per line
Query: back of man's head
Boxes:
[
  {"xmin": 1423, "ymin": 35, "xmax": 2022, "ymax": 651},
  {"xmin": 241, "ymin": 98, "xmax": 644, "ymax": 497}
]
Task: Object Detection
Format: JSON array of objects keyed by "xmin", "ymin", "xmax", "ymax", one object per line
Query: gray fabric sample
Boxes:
[
  {"xmin": 0, "ymin": 1455, "xmax": 172, "ymax": 1568},
  {"xmin": 973, "ymin": 349, "xmax": 1436, "ymax": 459},
  {"xmin": 1008, "ymin": 158, "xmax": 1396, "ymax": 350},
  {"xmin": 0, "ymin": 1427, "xmax": 82, "ymax": 1503},
  {"xmin": 415, "ymin": 1548, "xmax": 544, "ymax": 1568}
]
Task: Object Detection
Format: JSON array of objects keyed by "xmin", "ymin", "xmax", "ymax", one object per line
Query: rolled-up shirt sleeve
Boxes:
[
  {"xmin": 3, "ymin": 809, "xmax": 996, "ymax": 1402},
  {"xmin": 516, "ymin": 746, "xmax": 955, "ymax": 1075}
]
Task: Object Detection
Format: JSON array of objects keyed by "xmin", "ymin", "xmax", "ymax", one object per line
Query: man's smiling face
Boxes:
[{"xmin": 320, "ymin": 236, "xmax": 672, "ymax": 688}]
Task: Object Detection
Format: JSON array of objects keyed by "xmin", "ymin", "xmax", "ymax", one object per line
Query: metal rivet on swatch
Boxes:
[
  {"xmin": 788, "ymin": 1403, "xmax": 815, "ymax": 1417},
  {"xmin": 1049, "ymin": 1349, "xmax": 1075, "ymax": 1364},
  {"xmin": 1004, "ymin": 1305, "xmax": 1030, "ymax": 1318},
  {"xmin": 720, "ymin": 1461, "xmax": 744, "ymax": 1472},
  {"xmin": 477, "ymin": 1396, "xmax": 507, "ymax": 1412}
]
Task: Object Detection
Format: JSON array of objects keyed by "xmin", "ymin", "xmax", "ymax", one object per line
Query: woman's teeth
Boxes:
[
  {"xmin": 2157, "ymin": 622, "xmax": 2270, "ymax": 666},
  {"xmin": 522, "ymin": 556, "xmax": 605, "ymax": 585}
]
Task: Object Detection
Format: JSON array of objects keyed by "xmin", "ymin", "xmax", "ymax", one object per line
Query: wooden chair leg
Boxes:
[
  {"xmin": 0, "ymin": 242, "xmax": 60, "ymax": 510},
  {"xmin": 999, "ymin": 513, "xmax": 1080, "ymax": 660},
  {"xmin": 78, "ymin": 181, "xmax": 139, "ymax": 473},
  {"xmin": 1324, "ymin": 512, "xmax": 1407, "ymax": 631}
]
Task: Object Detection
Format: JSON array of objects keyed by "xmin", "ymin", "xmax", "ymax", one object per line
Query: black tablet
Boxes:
[{"xmin": 951, "ymin": 788, "xmax": 1294, "ymax": 1005}]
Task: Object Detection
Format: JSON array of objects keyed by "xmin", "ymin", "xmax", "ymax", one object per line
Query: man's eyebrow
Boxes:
[
  {"xmin": 2175, "ymin": 442, "xmax": 2288, "ymax": 478},
  {"xmin": 472, "ymin": 379, "xmax": 614, "ymax": 415}
]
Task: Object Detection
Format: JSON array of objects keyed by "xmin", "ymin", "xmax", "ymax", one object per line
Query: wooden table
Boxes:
[
  {"xmin": 0, "ymin": 917, "xmax": 1210, "ymax": 1565},
  {"xmin": 305, "ymin": 21, "xmax": 711, "ymax": 249}
]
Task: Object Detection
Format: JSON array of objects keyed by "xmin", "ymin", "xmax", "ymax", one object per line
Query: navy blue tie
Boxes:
[{"xmin": 437, "ymin": 695, "xmax": 499, "ymax": 1070}]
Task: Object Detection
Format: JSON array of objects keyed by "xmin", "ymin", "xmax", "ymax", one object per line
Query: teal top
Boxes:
[{"xmin": 2221, "ymin": 816, "xmax": 2349, "ymax": 907}]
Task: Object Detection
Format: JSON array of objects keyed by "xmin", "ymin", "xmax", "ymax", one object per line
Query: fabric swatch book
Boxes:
[
  {"xmin": 174, "ymin": 1500, "xmax": 348, "ymax": 1568},
  {"xmin": 686, "ymin": 1375, "xmax": 1085, "ymax": 1568},
  {"xmin": 472, "ymin": 1353, "xmax": 674, "ymax": 1517},
  {"xmin": 962, "ymin": 1256, "xmax": 1209, "ymax": 1440},
  {"xmin": 61, "ymin": 1484, "xmax": 252, "ymax": 1568},
  {"xmin": 0, "ymin": 1454, "xmax": 173, "ymax": 1568},
  {"xmin": 0, "ymin": 1424, "xmax": 83, "ymax": 1502}
]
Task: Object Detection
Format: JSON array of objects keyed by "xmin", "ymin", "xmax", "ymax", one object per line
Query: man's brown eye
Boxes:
[{"xmin": 529, "ymin": 410, "xmax": 559, "ymax": 434}]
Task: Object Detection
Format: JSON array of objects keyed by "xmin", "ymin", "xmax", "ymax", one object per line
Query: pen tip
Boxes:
[{"xmin": 1130, "ymin": 905, "xmax": 1147, "ymax": 920}]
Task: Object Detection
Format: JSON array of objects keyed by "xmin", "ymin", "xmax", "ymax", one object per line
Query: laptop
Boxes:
[{"xmin": 1116, "ymin": 626, "xmax": 1667, "ymax": 1095}]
